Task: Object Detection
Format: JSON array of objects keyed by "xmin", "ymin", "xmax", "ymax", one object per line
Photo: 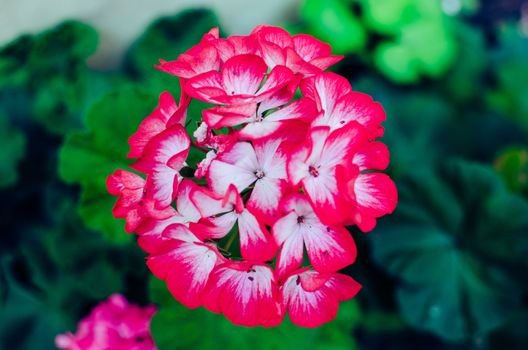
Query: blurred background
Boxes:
[{"xmin": 1, "ymin": 0, "xmax": 527, "ymax": 349}]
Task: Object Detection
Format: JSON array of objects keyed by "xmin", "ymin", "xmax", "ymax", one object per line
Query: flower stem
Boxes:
[{"xmin": 192, "ymin": 142, "xmax": 209, "ymax": 153}]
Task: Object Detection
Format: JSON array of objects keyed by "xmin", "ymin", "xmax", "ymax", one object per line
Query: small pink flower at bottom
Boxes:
[{"xmin": 55, "ymin": 294, "xmax": 157, "ymax": 350}]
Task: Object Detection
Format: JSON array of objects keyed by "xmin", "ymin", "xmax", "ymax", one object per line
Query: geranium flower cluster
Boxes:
[
  {"xmin": 55, "ymin": 294, "xmax": 157, "ymax": 350},
  {"xmin": 107, "ymin": 25, "xmax": 397, "ymax": 328}
]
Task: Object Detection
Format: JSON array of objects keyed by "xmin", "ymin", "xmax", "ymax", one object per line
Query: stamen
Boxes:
[
  {"xmin": 254, "ymin": 169, "xmax": 265, "ymax": 179},
  {"xmin": 308, "ymin": 165, "xmax": 319, "ymax": 177}
]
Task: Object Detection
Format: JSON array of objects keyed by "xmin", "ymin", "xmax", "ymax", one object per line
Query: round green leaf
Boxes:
[
  {"xmin": 58, "ymin": 87, "xmax": 157, "ymax": 243},
  {"xmin": 371, "ymin": 160, "xmax": 523, "ymax": 342}
]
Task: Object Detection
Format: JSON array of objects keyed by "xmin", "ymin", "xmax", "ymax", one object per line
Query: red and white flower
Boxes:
[
  {"xmin": 301, "ymin": 72, "xmax": 386, "ymax": 138},
  {"xmin": 190, "ymin": 184, "xmax": 277, "ymax": 262},
  {"xmin": 207, "ymin": 138, "xmax": 288, "ymax": 224},
  {"xmin": 251, "ymin": 25, "xmax": 343, "ymax": 77},
  {"xmin": 287, "ymin": 123, "xmax": 367, "ymax": 225},
  {"xmin": 202, "ymin": 261, "xmax": 283, "ymax": 327},
  {"xmin": 272, "ymin": 194, "xmax": 357, "ymax": 278},
  {"xmin": 107, "ymin": 25, "xmax": 396, "ymax": 328},
  {"xmin": 147, "ymin": 224, "xmax": 224, "ymax": 308},
  {"xmin": 131, "ymin": 124, "xmax": 190, "ymax": 209},
  {"xmin": 280, "ymin": 269, "xmax": 361, "ymax": 328}
]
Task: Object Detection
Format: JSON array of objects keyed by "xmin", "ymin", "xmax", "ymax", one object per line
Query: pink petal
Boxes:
[
  {"xmin": 280, "ymin": 270, "xmax": 338, "ymax": 328},
  {"xmin": 185, "ymin": 70, "xmax": 226, "ymax": 103},
  {"xmin": 190, "ymin": 212, "xmax": 238, "ymax": 240},
  {"xmin": 131, "ymin": 125, "xmax": 190, "ymax": 208},
  {"xmin": 303, "ymin": 224, "xmax": 357, "ymax": 272},
  {"xmin": 255, "ymin": 65, "xmax": 295, "ymax": 102},
  {"xmin": 292, "ymin": 34, "xmax": 332, "ymax": 62},
  {"xmin": 221, "ymin": 54, "xmax": 268, "ymax": 96},
  {"xmin": 237, "ymin": 209, "xmax": 278, "ymax": 262},
  {"xmin": 273, "ymin": 194, "xmax": 356, "ymax": 273},
  {"xmin": 280, "ymin": 270, "xmax": 361, "ymax": 328},
  {"xmin": 247, "ymin": 177, "xmax": 287, "ymax": 224},
  {"xmin": 284, "ymin": 48, "xmax": 321, "ymax": 76},
  {"xmin": 309, "ymin": 55, "xmax": 344, "ymax": 70},
  {"xmin": 322, "ymin": 92, "xmax": 386, "ymax": 135},
  {"xmin": 252, "ymin": 25, "xmax": 293, "ymax": 48},
  {"xmin": 256, "ymin": 40, "xmax": 286, "ymax": 69},
  {"xmin": 156, "ymin": 44, "xmax": 220, "ymax": 79},
  {"xmin": 207, "ymin": 142, "xmax": 259, "ymax": 194},
  {"xmin": 190, "ymin": 185, "xmax": 230, "ymax": 218},
  {"xmin": 353, "ymin": 142, "xmax": 390, "ymax": 171},
  {"xmin": 202, "ymin": 103, "xmax": 257, "ymax": 128},
  {"xmin": 127, "ymin": 91, "xmax": 184, "ymax": 159},
  {"xmin": 300, "ymin": 72, "xmax": 352, "ymax": 115},
  {"xmin": 175, "ymin": 179, "xmax": 201, "ymax": 222},
  {"xmin": 147, "ymin": 225, "xmax": 220, "ymax": 308},
  {"xmin": 353, "ymin": 173, "xmax": 398, "ymax": 226},
  {"xmin": 136, "ymin": 215, "xmax": 187, "ymax": 254},
  {"xmin": 273, "ymin": 212, "xmax": 305, "ymax": 278},
  {"xmin": 203, "ymin": 261, "xmax": 283, "ymax": 326}
]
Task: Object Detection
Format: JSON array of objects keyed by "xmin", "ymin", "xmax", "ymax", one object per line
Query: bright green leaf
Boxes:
[
  {"xmin": 58, "ymin": 87, "xmax": 157, "ymax": 243},
  {"xmin": 301, "ymin": 0, "xmax": 366, "ymax": 54}
]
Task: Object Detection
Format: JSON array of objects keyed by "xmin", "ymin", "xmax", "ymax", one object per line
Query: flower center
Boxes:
[
  {"xmin": 254, "ymin": 169, "xmax": 265, "ymax": 179},
  {"xmin": 308, "ymin": 165, "xmax": 319, "ymax": 177},
  {"xmin": 297, "ymin": 216, "xmax": 305, "ymax": 224}
]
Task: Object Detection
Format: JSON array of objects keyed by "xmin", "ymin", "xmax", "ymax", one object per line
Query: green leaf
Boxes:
[
  {"xmin": 370, "ymin": 160, "xmax": 523, "ymax": 342},
  {"xmin": 300, "ymin": 0, "xmax": 366, "ymax": 54},
  {"xmin": 126, "ymin": 9, "xmax": 221, "ymax": 92},
  {"xmin": 0, "ymin": 201, "xmax": 149, "ymax": 350},
  {"xmin": 0, "ymin": 20, "xmax": 109, "ymax": 135},
  {"xmin": 363, "ymin": 0, "xmax": 458, "ymax": 83},
  {"xmin": 0, "ymin": 116, "xmax": 26, "ymax": 188},
  {"xmin": 494, "ymin": 147, "xmax": 528, "ymax": 195},
  {"xmin": 486, "ymin": 23, "xmax": 528, "ymax": 133},
  {"xmin": 58, "ymin": 87, "xmax": 157, "ymax": 243},
  {"xmin": 0, "ymin": 257, "xmax": 67, "ymax": 350},
  {"xmin": 352, "ymin": 77, "xmax": 455, "ymax": 176},
  {"xmin": 149, "ymin": 277, "xmax": 360, "ymax": 350}
]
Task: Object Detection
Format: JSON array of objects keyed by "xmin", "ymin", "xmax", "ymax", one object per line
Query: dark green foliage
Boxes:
[
  {"xmin": 0, "ymin": 21, "xmax": 116, "ymax": 135},
  {"xmin": 0, "ymin": 115, "xmax": 26, "ymax": 188},
  {"xmin": 0, "ymin": 201, "xmax": 149, "ymax": 349},
  {"xmin": 125, "ymin": 9, "xmax": 221, "ymax": 93},
  {"xmin": 370, "ymin": 160, "xmax": 527, "ymax": 342}
]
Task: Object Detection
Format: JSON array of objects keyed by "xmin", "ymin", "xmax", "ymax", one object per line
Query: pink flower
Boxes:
[
  {"xmin": 107, "ymin": 25, "xmax": 397, "ymax": 328},
  {"xmin": 207, "ymin": 138, "xmax": 288, "ymax": 224},
  {"xmin": 287, "ymin": 123, "xmax": 368, "ymax": 226},
  {"xmin": 186, "ymin": 54, "xmax": 294, "ymax": 105},
  {"xmin": 251, "ymin": 25, "xmax": 344, "ymax": 76},
  {"xmin": 55, "ymin": 294, "xmax": 157, "ymax": 350},
  {"xmin": 280, "ymin": 269, "xmax": 361, "ymax": 328},
  {"xmin": 202, "ymin": 261, "xmax": 283, "ymax": 327},
  {"xmin": 272, "ymin": 194, "xmax": 357, "ymax": 279}
]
